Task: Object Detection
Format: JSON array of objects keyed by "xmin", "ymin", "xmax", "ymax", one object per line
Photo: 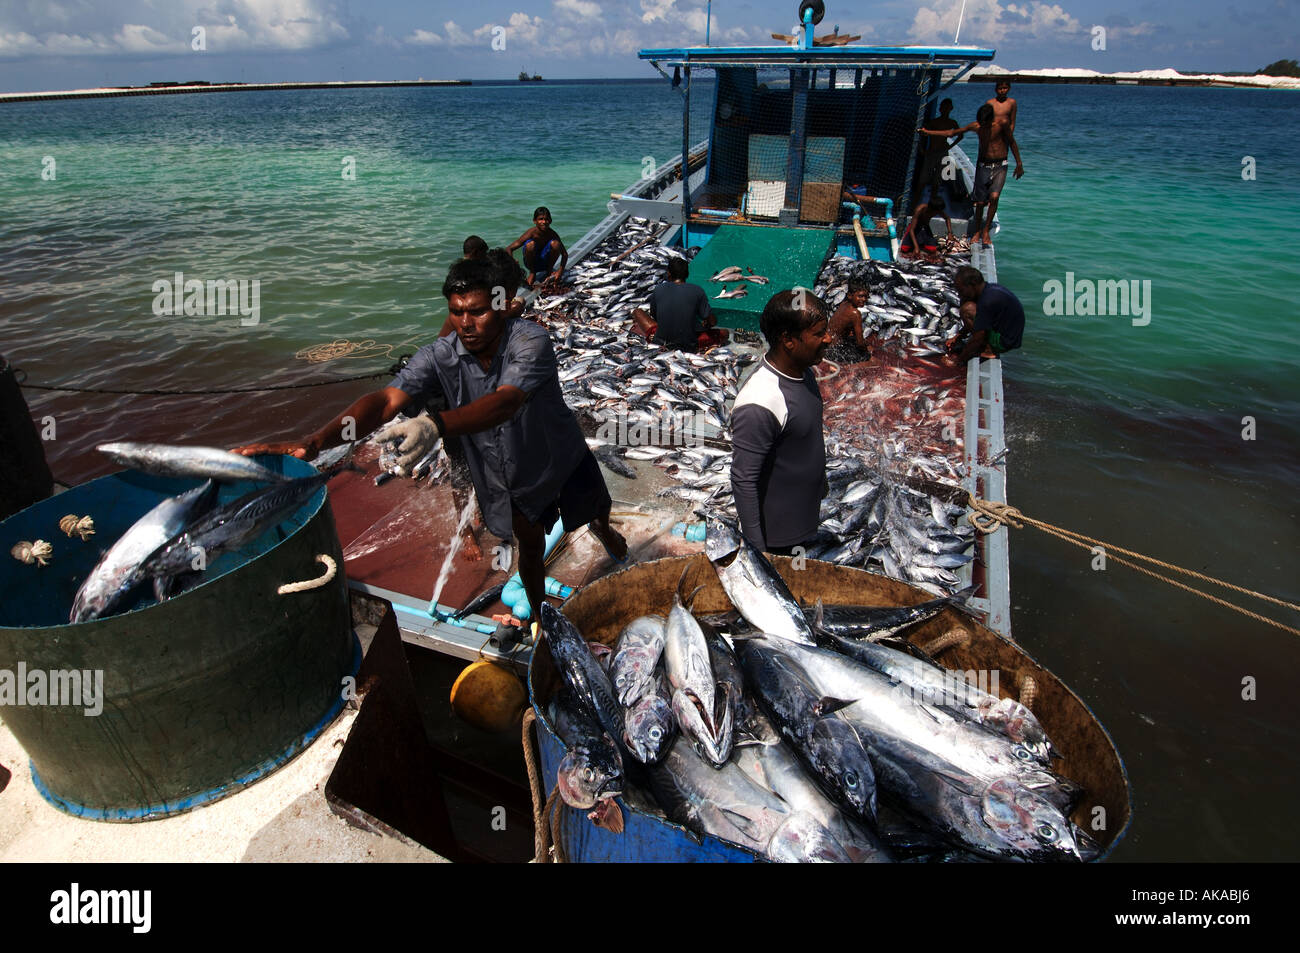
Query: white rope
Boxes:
[{"xmin": 277, "ymin": 554, "xmax": 338, "ymax": 594}]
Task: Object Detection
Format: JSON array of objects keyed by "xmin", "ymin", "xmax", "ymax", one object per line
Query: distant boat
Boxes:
[{"xmin": 517, "ymin": 70, "xmax": 544, "ymax": 82}]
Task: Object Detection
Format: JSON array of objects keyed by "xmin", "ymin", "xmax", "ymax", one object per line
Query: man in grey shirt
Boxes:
[
  {"xmin": 235, "ymin": 251, "xmax": 627, "ymax": 622},
  {"xmin": 730, "ymin": 290, "xmax": 832, "ymax": 554}
]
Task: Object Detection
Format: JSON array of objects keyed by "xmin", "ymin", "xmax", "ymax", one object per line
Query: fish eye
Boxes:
[
  {"xmin": 581, "ymin": 767, "xmax": 594, "ymax": 783},
  {"xmin": 844, "ymin": 771, "xmax": 859, "ymax": 789},
  {"xmin": 649, "ymin": 726, "xmax": 662, "ymax": 740},
  {"xmin": 1036, "ymin": 824, "xmax": 1057, "ymax": 842},
  {"xmin": 1013, "ymin": 745, "xmax": 1033, "ymax": 761}
]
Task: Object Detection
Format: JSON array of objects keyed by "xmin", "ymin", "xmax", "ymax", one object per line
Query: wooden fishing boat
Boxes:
[
  {"xmin": 336, "ymin": 0, "xmax": 1013, "ymax": 661},
  {"xmin": 529, "ymin": 555, "xmax": 1132, "ymax": 862}
]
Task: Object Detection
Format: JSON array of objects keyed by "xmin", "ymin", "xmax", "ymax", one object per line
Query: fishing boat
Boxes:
[
  {"xmin": 336, "ymin": 0, "xmax": 1011, "ymax": 657},
  {"xmin": 323, "ymin": 2, "xmax": 1125, "ymax": 861}
]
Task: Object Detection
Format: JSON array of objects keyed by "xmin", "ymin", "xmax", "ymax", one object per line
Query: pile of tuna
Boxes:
[
  {"xmin": 524, "ymin": 217, "xmax": 684, "ymax": 329},
  {"xmin": 525, "ymin": 217, "xmax": 980, "ymax": 595},
  {"xmin": 814, "ymin": 253, "xmax": 970, "ymax": 354},
  {"xmin": 541, "ymin": 314, "xmax": 975, "ymax": 595},
  {"xmin": 543, "ymin": 517, "xmax": 1095, "ymax": 863}
]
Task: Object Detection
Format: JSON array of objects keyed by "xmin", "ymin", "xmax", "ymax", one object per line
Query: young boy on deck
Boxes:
[
  {"xmin": 508, "ymin": 206, "xmax": 568, "ymax": 289},
  {"xmin": 900, "ymin": 196, "xmax": 954, "ymax": 262},
  {"xmin": 918, "ymin": 101, "xmax": 1023, "ymax": 246}
]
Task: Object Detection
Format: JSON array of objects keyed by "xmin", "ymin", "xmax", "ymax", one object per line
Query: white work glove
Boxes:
[{"xmin": 374, "ymin": 413, "xmax": 443, "ymax": 471}]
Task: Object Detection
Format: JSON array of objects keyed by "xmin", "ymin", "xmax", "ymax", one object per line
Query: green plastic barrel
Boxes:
[{"xmin": 0, "ymin": 456, "xmax": 358, "ymax": 821}]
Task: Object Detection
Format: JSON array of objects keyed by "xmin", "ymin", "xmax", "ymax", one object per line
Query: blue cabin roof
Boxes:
[{"xmin": 637, "ymin": 45, "xmax": 995, "ymax": 68}]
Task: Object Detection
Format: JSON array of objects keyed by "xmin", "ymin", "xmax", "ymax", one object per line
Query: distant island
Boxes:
[
  {"xmin": 969, "ymin": 64, "xmax": 1300, "ymax": 89},
  {"xmin": 0, "ymin": 78, "xmax": 470, "ymax": 104},
  {"xmin": 1259, "ymin": 58, "xmax": 1300, "ymax": 78}
]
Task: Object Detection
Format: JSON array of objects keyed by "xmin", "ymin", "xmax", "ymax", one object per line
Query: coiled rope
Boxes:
[
  {"xmin": 277, "ymin": 555, "xmax": 337, "ymax": 594},
  {"xmin": 967, "ymin": 491, "xmax": 1300, "ymax": 636},
  {"xmin": 294, "ymin": 339, "xmax": 417, "ymax": 364}
]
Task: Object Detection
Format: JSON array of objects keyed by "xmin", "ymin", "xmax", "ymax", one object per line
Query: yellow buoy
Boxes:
[{"xmin": 450, "ymin": 657, "xmax": 527, "ymax": 733}]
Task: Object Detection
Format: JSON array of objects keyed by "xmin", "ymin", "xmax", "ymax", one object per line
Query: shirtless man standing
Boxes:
[{"xmin": 919, "ymin": 91, "xmax": 1023, "ymax": 246}]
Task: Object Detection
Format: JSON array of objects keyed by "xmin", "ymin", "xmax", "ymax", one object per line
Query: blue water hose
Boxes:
[{"xmin": 671, "ymin": 521, "xmax": 707, "ymax": 542}]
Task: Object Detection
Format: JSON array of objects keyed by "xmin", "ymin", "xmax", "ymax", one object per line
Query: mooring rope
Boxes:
[
  {"xmin": 967, "ymin": 491, "xmax": 1300, "ymax": 636},
  {"xmin": 546, "ymin": 789, "xmax": 568, "ymax": 864},
  {"xmin": 521, "ymin": 708, "xmax": 551, "ymax": 863},
  {"xmin": 1019, "ymin": 675, "xmax": 1038, "ymax": 711}
]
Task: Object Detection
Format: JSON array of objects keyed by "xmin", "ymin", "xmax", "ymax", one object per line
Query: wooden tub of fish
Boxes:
[
  {"xmin": 0, "ymin": 455, "xmax": 358, "ymax": 821},
  {"xmin": 529, "ymin": 546, "xmax": 1131, "ymax": 863}
]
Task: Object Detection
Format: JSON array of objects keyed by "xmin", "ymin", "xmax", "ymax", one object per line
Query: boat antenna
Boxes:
[
  {"xmin": 706, "ymin": 0, "xmax": 711, "ymax": 45},
  {"xmin": 954, "ymin": 0, "xmax": 968, "ymax": 44}
]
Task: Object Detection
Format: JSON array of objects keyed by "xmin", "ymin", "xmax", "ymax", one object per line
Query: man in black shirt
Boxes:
[
  {"xmin": 632, "ymin": 258, "xmax": 725, "ymax": 352},
  {"xmin": 950, "ymin": 265, "xmax": 1025, "ymax": 364}
]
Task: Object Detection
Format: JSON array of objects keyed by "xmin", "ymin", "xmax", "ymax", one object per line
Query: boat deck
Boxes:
[{"xmin": 333, "ymin": 441, "xmax": 713, "ymax": 665}]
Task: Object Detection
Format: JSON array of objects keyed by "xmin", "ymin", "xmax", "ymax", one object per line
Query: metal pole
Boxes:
[
  {"xmin": 955, "ymin": 0, "xmax": 969, "ymax": 44},
  {"xmin": 706, "ymin": 0, "xmax": 712, "ymax": 45},
  {"xmin": 681, "ymin": 66, "xmax": 692, "ymax": 246}
]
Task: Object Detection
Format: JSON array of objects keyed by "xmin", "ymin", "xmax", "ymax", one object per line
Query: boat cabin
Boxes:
[{"xmin": 632, "ymin": 6, "xmax": 993, "ymax": 329}]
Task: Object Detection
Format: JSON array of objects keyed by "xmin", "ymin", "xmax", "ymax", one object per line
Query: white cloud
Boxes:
[
  {"xmin": 442, "ymin": 19, "xmax": 476, "ymax": 46},
  {"xmin": 911, "ymin": 0, "xmax": 1083, "ymax": 45},
  {"xmin": 0, "ymin": 0, "xmax": 350, "ymax": 58},
  {"xmin": 495, "ymin": 12, "xmax": 546, "ymax": 47},
  {"xmin": 114, "ymin": 23, "xmax": 178, "ymax": 54},
  {"xmin": 405, "ymin": 29, "xmax": 445, "ymax": 47},
  {"xmin": 640, "ymin": 0, "xmax": 680, "ymax": 26},
  {"xmin": 554, "ymin": 0, "xmax": 603, "ymax": 20}
]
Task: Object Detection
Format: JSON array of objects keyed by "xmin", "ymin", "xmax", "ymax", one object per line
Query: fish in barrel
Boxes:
[
  {"xmin": 535, "ymin": 498, "xmax": 1089, "ymax": 861},
  {"xmin": 97, "ymin": 442, "xmax": 293, "ymax": 484},
  {"xmin": 663, "ymin": 575, "xmax": 734, "ymax": 767},
  {"xmin": 69, "ymin": 480, "xmax": 220, "ymax": 623},
  {"xmin": 70, "ymin": 444, "xmax": 357, "ymax": 622}
]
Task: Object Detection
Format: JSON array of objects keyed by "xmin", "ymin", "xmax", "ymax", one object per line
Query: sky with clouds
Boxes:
[{"xmin": 0, "ymin": 0, "xmax": 1294, "ymax": 92}]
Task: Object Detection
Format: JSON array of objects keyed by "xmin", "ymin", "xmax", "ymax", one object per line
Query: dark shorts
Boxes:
[
  {"xmin": 767, "ymin": 542, "xmax": 812, "ymax": 558},
  {"xmin": 536, "ymin": 450, "xmax": 611, "ymax": 534},
  {"xmin": 987, "ymin": 329, "xmax": 1017, "ymax": 354},
  {"xmin": 972, "ymin": 161, "xmax": 1008, "ymax": 203},
  {"xmin": 638, "ymin": 322, "xmax": 728, "ymax": 353}
]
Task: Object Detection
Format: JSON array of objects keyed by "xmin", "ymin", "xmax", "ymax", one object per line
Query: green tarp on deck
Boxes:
[{"xmin": 686, "ymin": 223, "xmax": 835, "ymax": 332}]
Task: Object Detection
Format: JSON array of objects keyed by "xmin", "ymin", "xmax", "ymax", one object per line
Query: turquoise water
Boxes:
[{"xmin": 1, "ymin": 82, "xmax": 1297, "ymax": 860}]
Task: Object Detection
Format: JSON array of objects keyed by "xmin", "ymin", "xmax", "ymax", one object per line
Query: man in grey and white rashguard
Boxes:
[{"xmin": 730, "ymin": 290, "xmax": 832, "ymax": 555}]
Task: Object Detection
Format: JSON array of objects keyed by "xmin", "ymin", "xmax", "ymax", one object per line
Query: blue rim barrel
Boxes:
[{"xmin": 0, "ymin": 455, "xmax": 358, "ymax": 821}]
